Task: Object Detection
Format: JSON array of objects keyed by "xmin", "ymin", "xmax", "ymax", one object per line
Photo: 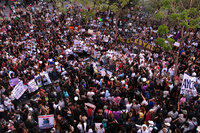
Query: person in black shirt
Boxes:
[{"xmin": 108, "ymin": 113, "xmax": 118, "ymax": 133}]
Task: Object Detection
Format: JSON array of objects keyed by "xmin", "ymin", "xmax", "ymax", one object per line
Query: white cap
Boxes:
[
  {"xmin": 192, "ymin": 72, "xmax": 196, "ymax": 77},
  {"xmin": 148, "ymin": 120, "xmax": 154, "ymax": 126},
  {"xmin": 74, "ymin": 96, "xmax": 78, "ymax": 101},
  {"xmin": 164, "ymin": 123, "xmax": 171, "ymax": 127}
]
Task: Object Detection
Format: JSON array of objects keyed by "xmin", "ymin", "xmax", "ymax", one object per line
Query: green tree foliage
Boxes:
[
  {"xmin": 156, "ymin": 37, "xmax": 172, "ymax": 51},
  {"xmin": 157, "ymin": 24, "xmax": 169, "ymax": 35},
  {"xmin": 167, "ymin": 38, "xmax": 175, "ymax": 44},
  {"xmin": 155, "ymin": 11, "xmax": 164, "ymax": 20},
  {"xmin": 156, "ymin": 37, "xmax": 166, "ymax": 47}
]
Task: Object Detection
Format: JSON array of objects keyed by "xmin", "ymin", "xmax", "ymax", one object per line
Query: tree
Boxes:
[
  {"xmin": 156, "ymin": 37, "xmax": 166, "ymax": 47},
  {"xmin": 157, "ymin": 24, "xmax": 169, "ymax": 36},
  {"xmin": 149, "ymin": 0, "xmax": 200, "ymax": 76},
  {"xmin": 167, "ymin": 38, "xmax": 175, "ymax": 45},
  {"xmin": 155, "ymin": 24, "xmax": 172, "ymax": 51},
  {"xmin": 156, "ymin": 37, "xmax": 172, "ymax": 51}
]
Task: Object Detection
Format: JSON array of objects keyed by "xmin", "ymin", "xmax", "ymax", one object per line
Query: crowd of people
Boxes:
[{"xmin": 0, "ymin": 0, "xmax": 200, "ymax": 133}]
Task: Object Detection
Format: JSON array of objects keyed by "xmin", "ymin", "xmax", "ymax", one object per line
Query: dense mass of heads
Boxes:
[{"xmin": 0, "ymin": 1, "xmax": 199, "ymax": 133}]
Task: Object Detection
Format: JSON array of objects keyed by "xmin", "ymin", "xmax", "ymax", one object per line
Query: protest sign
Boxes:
[
  {"xmin": 11, "ymin": 81, "xmax": 27, "ymax": 100},
  {"xmin": 38, "ymin": 115, "xmax": 54, "ymax": 129},
  {"xmin": 27, "ymin": 79, "xmax": 39, "ymax": 93},
  {"xmin": 180, "ymin": 73, "xmax": 197, "ymax": 96},
  {"xmin": 35, "ymin": 75, "xmax": 42, "ymax": 87},
  {"xmin": 40, "ymin": 72, "xmax": 52, "ymax": 86},
  {"xmin": 9, "ymin": 77, "xmax": 19, "ymax": 87},
  {"xmin": 116, "ymin": 37, "xmax": 162, "ymax": 53}
]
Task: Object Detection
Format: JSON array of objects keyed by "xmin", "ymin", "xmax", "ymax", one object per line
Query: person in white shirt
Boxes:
[
  {"xmin": 137, "ymin": 124, "xmax": 151, "ymax": 133},
  {"xmin": 87, "ymin": 89, "xmax": 95, "ymax": 101},
  {"xmin": 168, "ymin": 109, "xmax": 178, "ymax": 120},
  {"xmin": 4, "ymin": 97, "xmax": 14, "ymax": 111},
  {"xmin": 95, "ymin": 124, "xmax": 105, "ymax": 133},
  {"xmin": 164, "ymin": 114, "xmax": 172, "ymax": 123}
]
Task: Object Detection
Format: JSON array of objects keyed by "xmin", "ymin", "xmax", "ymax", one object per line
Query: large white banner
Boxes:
[
  {"xmin": 11, "ymin": 81, "xmax": 27, "ymax": 100},
  {"xmin": 28, "ymin": 79, "xmax": 39, "ymax": 93},
  {"xmin": 38, "ymin": 115, "xmax": 54, "ymax": 129},
  {"xmin": 180, "ymin": 73, "xmax": 197, "ymax": 96}
]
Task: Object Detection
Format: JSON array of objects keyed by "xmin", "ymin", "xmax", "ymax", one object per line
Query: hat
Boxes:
[
  {"xmin": 142, "ymin": 124, "xmax": 147, "ymax": 129},
  {"xmin": 141, "ymin": 100, "xmax": 148, "ymax": 106},
  {"xmin": 141, "ymin": 78, "xmax": 147, "ymax": 82},
  {"xmin": 102, "ymin": 119, "xmax": 108, "ymax": 122},
  {"xmin": 88, "ymin": 129, "xmax": 93, "ymax": 133},
  {"xmin": 74, "ymin": 96, "xmax": 78, "ymax": 101},
  {"xmin": 182, "ymin": 110, "xmax": 187, "ymax": 115},
  {"xmin": 192, "ymin": 72, "xmax": 196, "ymax": 77},
  {"xmin": 148, "ymin": 120, "xmax": 154, "ymax": 126},
  {"xmin": 192, "ymin": 117, "xmax": 197, "ymax": 122},
  {"xmin": 51, "ymin": 128, "xmax": 56, "ymax": 132},
  {"xmin": 164, "ymin": 123, "xmax": 171, "ymax": 127}
]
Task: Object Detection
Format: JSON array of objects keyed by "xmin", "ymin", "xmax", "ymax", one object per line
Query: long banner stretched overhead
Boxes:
[{"xmin": 116, "ymin": 37, "xmax": 162, "ymax": 53}]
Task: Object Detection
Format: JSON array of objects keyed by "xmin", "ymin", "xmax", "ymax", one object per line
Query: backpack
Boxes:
[{"xmin": 120, "ymin": 111, "xmax": 127, "ymax": 124}]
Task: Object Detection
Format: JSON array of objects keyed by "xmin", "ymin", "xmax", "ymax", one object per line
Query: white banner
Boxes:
[
  {"xmin": 180, "ymin": 73, "xmax": 197, "ymax": 96},
  {"xmin": 28, "ymin": 79, "xmax": 39, "ymax": 93},
  {"xmin": 11, "ymin": 81, "xmax": 27, "ymax": 100},
  {"xmin": 38, "ymin": 115, "xmax": 54, "ymax": 129}
]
